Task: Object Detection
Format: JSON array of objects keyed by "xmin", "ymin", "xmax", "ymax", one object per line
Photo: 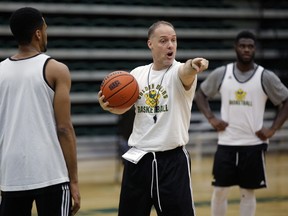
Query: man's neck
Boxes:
[
  {"xmin": 236, "ymin": 62, "xmax": 255, "ymax": 72},
  {"xmin": 12, "ymin": 45, "xmax": 41, "ymax": 60}
]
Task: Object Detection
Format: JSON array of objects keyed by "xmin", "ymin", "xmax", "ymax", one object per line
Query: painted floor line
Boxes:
[{"xmin": 77, "ymin": 195, "xmax": 288, "ymax": 215}]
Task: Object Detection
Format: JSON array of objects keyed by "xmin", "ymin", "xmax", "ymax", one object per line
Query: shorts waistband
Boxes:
[
  {"xmin": 152, "ymin": 146, "xmax": 184, "ymax": 156},
  {"xmin": 217, "ymin": 143, "xmax": 268, "ymax": 152}
]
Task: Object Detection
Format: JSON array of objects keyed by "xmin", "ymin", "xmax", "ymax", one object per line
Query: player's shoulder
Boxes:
[
  {"xmin": 45, "ymin": 56, "xmax": 71, "ymax": 83},
  {"xmin": 262, "ymin": 67, "xmax": 277, "ymax": 76},
  {"xmin": 208, "ymin": 64, "xmax": 226, "ymax": 79},
  {"xmin": 130, "ymin": 64, "xmax": 151, "ymax": 75},
  {"xmin": 261, "ymin": 67, "xmax": 281, "ymax": 82},
  {"xmin": 46, "ymin": 57, "xmax": 69, "ymax": 74},
  {"xmin": 260, "ymin": 66, "xmax": 286, "ymax": 91},
  {"xmin": 213, "ymin": 65, "xmax": 226, "ymax": 73}
]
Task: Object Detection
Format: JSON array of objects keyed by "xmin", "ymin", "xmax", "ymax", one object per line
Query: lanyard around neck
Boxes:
[{"xmin": 147, "ymin": 64, "xmax": 172, "ymax": 123}]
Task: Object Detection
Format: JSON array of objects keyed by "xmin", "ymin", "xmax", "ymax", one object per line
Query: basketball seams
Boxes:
[
  {"xmin": 101, "ymin": 75, "xmax": 134, "ymax": 93},
  {"xmin": 100, "ymin": 71, "xmax": 139, "ymax": 108},
  {"xmin": 108, "ymin": 80, "xmax": 139, "ymax": 108},
  {"xmin": 100, "ymin": 72, "xmax": 131, "ymax": 90},
  {"xmin": 103, "ymin": 77, "xmax": 135, "ymax": 101}
]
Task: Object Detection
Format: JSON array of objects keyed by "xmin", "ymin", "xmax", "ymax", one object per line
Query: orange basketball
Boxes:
[{"xmin": 100, "ymin": 71, "xmax": 139, "ymax": 109}]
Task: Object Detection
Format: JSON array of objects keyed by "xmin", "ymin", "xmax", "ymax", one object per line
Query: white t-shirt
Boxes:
[{"xmin": 128, "ymin": 60, "xmax": 197, "ymax": 151}]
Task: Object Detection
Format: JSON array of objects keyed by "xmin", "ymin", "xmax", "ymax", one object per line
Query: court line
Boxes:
[{"xmin": 77, "ymin": 195, "xmax": 288, "ymax": 215}]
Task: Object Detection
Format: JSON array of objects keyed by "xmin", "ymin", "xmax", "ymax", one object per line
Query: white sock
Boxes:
[
  {"xmin": 239, "ymin": 188, "xmax": 256, "ymax": 216},
  {"xmin": 211, "ymin": 186, "xmax": 230, "ymax": 216}
]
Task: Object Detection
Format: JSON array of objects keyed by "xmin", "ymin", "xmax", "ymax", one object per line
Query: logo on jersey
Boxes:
[
  {"xmin": 145, "ymin": 89, "xmax": 161, "ymax": 107},
  {"xmin": 137, "ymin": 84, "xmax": 168, "ymax": 113},
  {"xmin": 235, "ymin": 88, "xmax": 246, "ymax": 101},
  {"xmin": 229, "ymin": 88, "xmax": 252, "ymax": 106}
]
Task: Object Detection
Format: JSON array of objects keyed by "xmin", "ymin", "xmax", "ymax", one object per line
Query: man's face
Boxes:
[
  {"xmin": 235, "ymin": 38, "xmax": 255, "ymax": 65},
  {"xmin": 147, "ymin": 24, "xmax": 177, "ymax": 69}
]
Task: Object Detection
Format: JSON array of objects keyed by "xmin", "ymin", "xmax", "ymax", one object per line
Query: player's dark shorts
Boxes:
[
  {"xmin": 212, "ymin": 143, "xmax": 268, "ymax": 189},
  {"xmin": 0, "ymin": 182, "xmax": 71, "ymax": 216},
  {"xmin": 118, "ymin": 146, "xmax": 195, "ymax": 216}
]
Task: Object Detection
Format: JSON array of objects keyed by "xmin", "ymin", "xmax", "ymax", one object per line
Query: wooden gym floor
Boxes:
[{"xmin": 33, "ymin": 151, "xmax": 288, "ymax": 215}]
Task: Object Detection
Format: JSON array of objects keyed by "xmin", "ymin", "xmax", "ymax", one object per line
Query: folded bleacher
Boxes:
[{"xmin": 0, "ymin": 0, "xmax": 287, "ymax": 159}]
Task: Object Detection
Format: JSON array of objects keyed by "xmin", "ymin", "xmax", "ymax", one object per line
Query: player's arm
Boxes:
[
  {"xmin": 46, "ymin": 59, "xmax": 81, "ymax": 215},
  {"xmin": 255, "ymin": 71, "xmax": 288, "ymax": 140},
  {"xmin": 271, "ymin": 98, "xmax": 288, "ymax": 130},
  {"xmin": 178, "ymin": 57, "xmax": 209, "ymax": 90},
  {"xmin": 195, "ymin": 88, "xmax": 228, "ymax": 131},
  {"xmin": 195, "ymin": 88, "xmax": 215, "ymax": 120},
  {"xmin": 256, "ymin": 97, "xmax": 288, "ymax": 140}
]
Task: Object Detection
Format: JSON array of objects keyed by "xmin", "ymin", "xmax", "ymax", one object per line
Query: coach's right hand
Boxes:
[
  {"xmin": 98, "ymin": 91, "xmax": 111, "ymax": 111},
  {"xmin": 98, "ymin": 91, "xmax": 131, "ymax": 115}
]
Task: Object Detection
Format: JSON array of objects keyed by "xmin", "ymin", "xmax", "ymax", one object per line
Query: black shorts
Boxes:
[
  {"xmin": 118, "ymin": 146, "xmax": 195, "ymax": 216},
  {"xmin": 212, "ymin": 144, "xmax": 268, "ymax": 189},
  {"xmin": 0, "ymin": 182, "xmax": 71, "ymax": 216}
]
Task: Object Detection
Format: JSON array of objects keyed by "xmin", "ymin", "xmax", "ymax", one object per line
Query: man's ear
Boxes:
[
  {"xmin": 35, "ymin": 29, "xmax": 41, "ymax": 40},
  {"xmin": 147, "ymin": 39, "xmax": 152, "ymax": 50}
]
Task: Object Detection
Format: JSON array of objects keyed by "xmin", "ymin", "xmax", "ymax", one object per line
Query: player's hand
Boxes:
[
  {"xmin": 70, "ymin": 182, "xmax": 81, "ymax": 215},
  {"xmin": 255, "ymin": 127, "xmax": 276, "ymax": 141},
  {"xmin": 191, "ymin": 58, "xmax": 209, "ymax": 73},
  {"xmin": 209, "ymin": 117, "xmax": 228, "ymax": 131},
  {"xmin": 98, "ymin": 91, "xmax": 112, "ymax": 111},
  {"xmin": 98, "ymin": 91, "xmax": 131, "ymax": 114}
]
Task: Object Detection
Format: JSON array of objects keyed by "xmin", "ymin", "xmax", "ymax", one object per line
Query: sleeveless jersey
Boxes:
[
  {"xmin": 218, "ymin": 63, "xmax": 268, "ymax": 145},
  {"xmin": 0, "ymin": 54, "xmax": 69, "ymax": 191},
  {"xmin": 129, "ymin": 60, "xmax": 197, "ymax": 151}
]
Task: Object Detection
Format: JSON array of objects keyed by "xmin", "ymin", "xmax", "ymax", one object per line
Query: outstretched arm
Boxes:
[{"xmin": 178, "ymin": 57, "xmax": 209, "ymax": 90}]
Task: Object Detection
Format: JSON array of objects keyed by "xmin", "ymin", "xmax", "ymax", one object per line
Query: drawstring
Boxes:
[
  {"xmin": 151, "ymin": 152, "xmax": 162, "ymax": 212},
  {"xmin": 236, "ymin": 152, "xmax": 239, "ymax": 166}
]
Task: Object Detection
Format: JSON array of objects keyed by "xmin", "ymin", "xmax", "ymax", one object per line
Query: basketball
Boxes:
[{"xmin": 100, "ymin": 71, "xmax": 139, "ymax": 109}]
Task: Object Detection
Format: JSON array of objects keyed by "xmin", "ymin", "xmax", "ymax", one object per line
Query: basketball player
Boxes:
[
  {"xmin": 0, "ymin": 7, "xmax": 80, "ymax": 215},
  {"xmin": 195, "ymin": 30, "xmax": 288, "ymax": 216},
  {"xmin": 98, "ymin": 21, "xmax": 208, "ymax": 216}
]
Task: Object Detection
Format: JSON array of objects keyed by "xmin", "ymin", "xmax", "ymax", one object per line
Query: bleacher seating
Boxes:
[{"xmin": 0, "ymin": 0, "xmax": 287, "ymax": 159}]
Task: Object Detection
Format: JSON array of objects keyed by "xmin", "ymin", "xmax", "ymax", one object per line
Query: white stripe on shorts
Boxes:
[
  {"xmin": 182, "ymin": 147, "xmax": 196, "ymax": 216},
  {"xmin": 61, "ymin": 184, "xmax": 71, "ymax": 216}
]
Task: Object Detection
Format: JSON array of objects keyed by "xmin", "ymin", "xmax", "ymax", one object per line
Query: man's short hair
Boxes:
[
  {"xmin": 9, "ymin": 7, "xmax": 44, "ymax": 45},
  {"xmin": 235, "ymin": 30, "xmax": 256, "ymax": 43},
  {"xmin": 148, "ymin": 20, "xmax": 175, "ymax": 39}
]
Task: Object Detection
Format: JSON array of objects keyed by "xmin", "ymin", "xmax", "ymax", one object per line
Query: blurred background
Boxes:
[{"xmin": 0, "ymin": 0, "xmax": 287, "ymax": 215}]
